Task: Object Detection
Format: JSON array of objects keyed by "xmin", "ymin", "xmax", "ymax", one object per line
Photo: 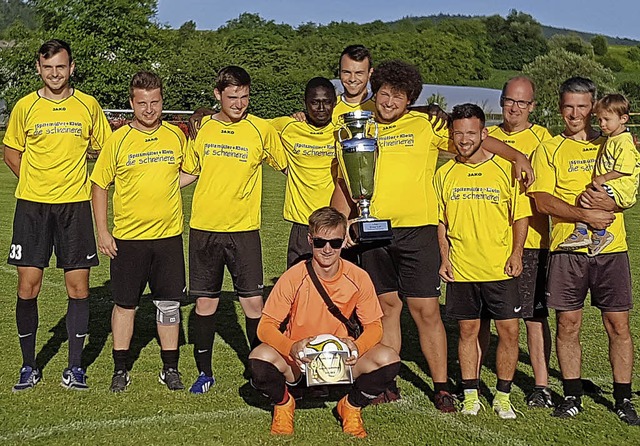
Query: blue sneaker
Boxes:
[
  {"xmin": 12, "ymin": 366, "xmax": 42, "ymax": 392},
  {"xmin": 189, "ymin": 372, "xmax": 215, "ymax": 394},
  {"xmin": 61, "ymin": 366, "xmax": 89, "ymax": 390}
]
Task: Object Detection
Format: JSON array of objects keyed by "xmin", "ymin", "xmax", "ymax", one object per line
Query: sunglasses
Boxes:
[{"xmin": 311, "ymin": 237, "xmax": 344, "ymax": 249}]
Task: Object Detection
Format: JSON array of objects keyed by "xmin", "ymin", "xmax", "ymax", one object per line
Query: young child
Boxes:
[{"xmin": 559, "ymin": 93, "xmax": 640, "ymax": 255}]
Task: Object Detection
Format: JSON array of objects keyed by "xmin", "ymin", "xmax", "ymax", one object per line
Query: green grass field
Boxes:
[{"xmin": 0, "ymin": 152, "xmax": 639, "ymax": 445}]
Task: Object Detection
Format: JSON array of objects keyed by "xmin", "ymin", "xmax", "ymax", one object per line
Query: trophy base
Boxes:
[{"xmin": 350, "ymin": 219, "xmax": 393, "ymax": 243}]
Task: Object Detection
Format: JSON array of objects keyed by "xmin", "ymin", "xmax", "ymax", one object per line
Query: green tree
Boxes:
[
  {"xmin": 548, "ymin": 34, "xmax": 594, "ymax": 58},
  {"xmin": 591, "ymin": 35, "xmax": 608, "ymax": 56},
  {"xmin": 0, "ymin": 0, "xmax": 37, "ymax": 36},
  {"xmin": 628, "ymin": 45, "xmax": 640, "ymax": 62},
  {"xmin": 523, "ymin": 49, "xmax": 615, "ymax": 128},
  {"xmin": 484, "ymin": 10, "xmax": 548, "ymax": 70}
]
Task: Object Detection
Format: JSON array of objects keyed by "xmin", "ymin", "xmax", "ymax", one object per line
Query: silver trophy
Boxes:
[{"xmin": 337, "ymin": 111, "xmax": 392, "ymax": 242}]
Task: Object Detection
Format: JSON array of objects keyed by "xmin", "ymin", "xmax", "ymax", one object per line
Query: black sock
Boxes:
[
  {"xmin": 613, "ymin": 382, "xmax": 632, "ymax": 404},
  {"xmin": 496, "ymin": 379, "xmax": 512, "ymax": 394},
  {"xmin": 461, "ymin": 379, "xmax": 479, "ymax": 390},
  {"xmin": 193, "ymin": 312, "xmax": 215, "ymax": 376},
  {"xmin": 16, "ymin": 296, "xmax": 38, "ymax": 368},
  {"xmin": 161, "ymin": 349, "xmax": 179, "ymax": 371},
  {"xmin": 112, "ymin": 349, "xmax": 129, "ymax": 372},
  {"xmin": 245, "ymin": 316, "xmax": 260, "ymax": 349},
  {"xmin": 66, "ymin": 297, "xmax": 89, "ymax": 368},
  {"xmin": 563, "ymin": 378, "xmax": 584, "ymax": 398},
  {"xmin": 433, "ymin": 381, "xmax": 449, "ymax": 393},
  {"xmin": 249, "ymin": 358, "xmax": 286, "ymax": 404},
  {"xmin": 348, "ymin": 362, "xmax": 401, "ymax": 408}
]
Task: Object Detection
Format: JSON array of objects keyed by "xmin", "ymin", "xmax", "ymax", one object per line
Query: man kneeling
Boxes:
[{"xmin": 249, "ymin": 207, "xmax": 400, "ymax": 437}]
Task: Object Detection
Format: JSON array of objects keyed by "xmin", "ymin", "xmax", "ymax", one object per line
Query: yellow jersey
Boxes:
[
  {"xmin": 368, "ymin": 110, "xmax": 450, "ymax": 227},
  {"xmin": 3, "ymin": 89, "xmax": 111, "ymax": 203},
  {"xmin": 271, "ymin": 116, "xmax": 337, "ymax": 225},
  {"xmin": 435, "ymin": 154, "xmax": 532, "ymax": 282},
  {"xmin": 90, "ymin": 122, "xmax": 186, "ymax": 240},
  {"xmin": 183, "ymin": 114, "xmax": 287, "ymax": 232},
  {"xmin": 487, "ymin": 123, "xmax": 553, "ymax": 249},
  {"xmin": 528, "ymin": 135, "xmax": 628, "ymax": 253},
  {"xmin": 594, "ymin": 131, "xmax": 640, "ymax": 209},
  {"xmin": 332, "ymin": 94, "xmax": 376, "ymax": 126}
]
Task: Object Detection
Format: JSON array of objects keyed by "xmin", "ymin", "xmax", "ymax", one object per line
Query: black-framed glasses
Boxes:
[
  {"xmin": 501, "ymin": 96, "xmax": 533, "ymax": 109},
  {"xmin": 311, "ymin": 237, "xmax": 344, "ymax": 249}
]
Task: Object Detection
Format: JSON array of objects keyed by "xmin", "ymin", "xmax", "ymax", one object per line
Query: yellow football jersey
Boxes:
[
  {"xmin": 271, "ymin": 116, "xmax": 337, "ymax": 225},
  {"xmin": 487, "ymin": 124, "xmax": 552, "ymax": 249},
  {"xmin": 332, "ymin": 94, "xmax": 376, "ymax": 127},
  {"xmin": 435, "ymin": 155, "xmax": 532, "ymax": 282},
  {"xmin": 90, "ymin": 122, "xmax": 186, "ymax": 240},
  {"xmin": 594, "ymin": 131, "xmax": 640, "ymax": 209},
  {"xmin": 528, "ymin": 135, "xmax": 628, "ymax": 253},
  {"xmin": 183, "ymin": 114, "xmax": 287, "ymax": 232},
  {"xmin": 3, "ymin": 89, "xmax": 111, "ymax": 203},
  {"xmin": 367, "ymin": 111, "xmax": 450, "ymax": 227}
]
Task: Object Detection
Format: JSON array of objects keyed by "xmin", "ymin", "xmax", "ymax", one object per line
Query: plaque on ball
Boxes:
[{"xmin": 337, "ymin": 111, "xmax": 392, "ymax": 243}]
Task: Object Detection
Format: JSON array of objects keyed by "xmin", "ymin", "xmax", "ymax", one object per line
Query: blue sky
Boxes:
[{"xmin": 157, "ymin": 0, "xmax": 640, "ymax": 41}]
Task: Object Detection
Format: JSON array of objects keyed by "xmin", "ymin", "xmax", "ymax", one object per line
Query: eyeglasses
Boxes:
[
  {"xmin": 501, "ymin": 96, "xmax": 533, "ymax": 109},
  {"xmin": 311, "ymin": 237, "xmax": 344, "ymax": 249}
]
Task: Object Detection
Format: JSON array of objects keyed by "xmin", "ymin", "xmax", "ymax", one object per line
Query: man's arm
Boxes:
[
  {"xmin": 578, "ymin": 182, "xmax": 621, "ymax": 212},
  {"xmin": 505, "ymin": 217, "xmax": 528, "ymax": 277},
  {"xmin": 4, "ymin": 146, "xmax": 21, "ymax": 177},
  {"xmin": 484, "ymin": 136, "xmax": 535, "ymax": 187},
  {"xmin": 437, "ymin": 222, "xmax": 454, "ymax": 282},
  {"xmin": 187, "ymin": 107, "xmax": 216, "ymax": 139},
  {"xmin": 594, "ymin": 170, "xmax": 628, "ymax": 185},
  {"xmin": 91, "ymin": 183, "xmax": 118, "ymax": 259},
  {"xmin": 179, "ymin": 171, "xmax": 198, "ymax": 188},
  {"xmin": 531, "ymin": 191, "xmax": 615, "ymax": 230}
]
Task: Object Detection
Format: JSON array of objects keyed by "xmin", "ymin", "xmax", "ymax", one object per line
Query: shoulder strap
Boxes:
[{"xmin": 305, "ymin": 260, "xmax": 358, "ymax": 332}]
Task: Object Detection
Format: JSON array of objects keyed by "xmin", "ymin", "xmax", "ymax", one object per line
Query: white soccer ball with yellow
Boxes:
[{"xmin": 303, "ymin": 334, "xmax": 350, "ymax": 384}]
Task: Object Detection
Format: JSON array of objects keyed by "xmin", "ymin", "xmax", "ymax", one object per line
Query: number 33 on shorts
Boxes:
[{"xmin": 9, "ymin": 244, "xmax": 22, "ymax": 260}]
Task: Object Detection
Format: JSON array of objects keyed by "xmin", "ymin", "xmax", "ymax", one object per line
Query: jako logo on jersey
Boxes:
[
  {"xmin": 144, "ymin": 137, "xmax": 158, "ymax": 143},
  {"xmin": 503, "ymin": 139, "xmax": 516, "ymax": 144},
  {"xmin": 468, "ymin": 172, "xmax": 482, "ymax": 177},
  {"xmin": 52, "ymin": 107, "xmax": 66, "ymax": 112},
  {"xmin": 221, "ymin": 129, "xmax": 235, "ymax": 134},
  {"xmin": 583, "ymin": 147, "xmax": 597, "ymax": 152}
]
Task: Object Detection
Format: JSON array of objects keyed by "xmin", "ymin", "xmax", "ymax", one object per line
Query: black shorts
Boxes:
[
  {"xmin": 287, "ymin": 223, "xmax": 311, "ymax": 269},
  {"xmin": 110, "ymin": 235, "xmax": 186, "ymax": 308},
  {"xmin": 517, "ymin": 248, "xmax": 549, "ymax": 319},
  {"xmin": 360, "ymin": 225, "xmax": 440, "ymax": 298},
  {"xmin": 8, "ymin": 199, "xmax": 98, "ymax": 269},
  {"xmin": 189, "ymin": 228, "xmax": 263, "ymax": 298},
  {"xmin": 446, "ymin": 279, "xmax": 521, "ymax": 320},
  {"xmin": 546, "ymin": 252, "xmax": 633, "ymax": 312}
]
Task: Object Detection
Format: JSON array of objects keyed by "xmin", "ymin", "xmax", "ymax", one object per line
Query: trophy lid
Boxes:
[{"xmin": 341, "ymin": 110, "xmax": 374, "ymax": 121}]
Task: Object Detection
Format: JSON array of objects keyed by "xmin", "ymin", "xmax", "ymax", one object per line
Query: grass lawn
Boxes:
[{"xmin": 0, "ymin": 152, "xmax": 639, "ymax": 445}]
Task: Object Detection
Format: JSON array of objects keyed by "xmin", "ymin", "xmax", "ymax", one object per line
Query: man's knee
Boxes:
[
  {"xmin": 195, "ymin": 297, "xmax": 219, "ymax": 315},
  {"xmin": 365, "ymin": 345, "xmax": 400, "ymax": 368},
  {"xmin": 496, "ymin": 319, "xmax": 519, "ymax": 342},
  {"xmin": 557, "ymin": 312, "xmax": 582, "ymax": 338},
  {"xmin": 603, "ymin": 313, "xmax": 631, "ymax": 339},
  {"xmin": 154, "ymin": 300, "xmax": 181, "ymax": 325}
]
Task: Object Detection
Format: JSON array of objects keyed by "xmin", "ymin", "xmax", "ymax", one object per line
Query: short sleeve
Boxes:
[{"xmin": 527, "ymin": 142, "xmax": 556, "ymax": 196}]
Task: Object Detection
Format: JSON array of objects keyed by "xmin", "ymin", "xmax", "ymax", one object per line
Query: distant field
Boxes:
[{"xmin": 0, "ymin": 153, "xmax": 639, "ymax": 445}]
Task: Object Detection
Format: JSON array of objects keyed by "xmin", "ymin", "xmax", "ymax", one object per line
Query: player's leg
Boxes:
[
  {"xmin": 249, "ymin": 344, "xmax": 298, "ymax": 435},
  {"xmin": 590, "ymin": 253, "xmax": 638, "ymax": 424},
  {"xmin": 378, "ymin": 292, "xmax": 402, "ymax": 352},
  {"xmin": 286, "ymin": 223, "xmax": 311, "ymax": 269},
  {"xmin": 55, "ymin": 201, "xmax": 99, "ymax": 390},
  {"xmin": 9, "ymin": 200, "xmax": 52, "ymax": 392},
  {"xmin": 151, "ymin": 235, "xmax": 187, "ymax": 391},
  {"xmin": 547, "ymin": 253, "xmax": 589, "ymax": 418},
  {"xmin": 189, "ymin": 229, "xmax": 225, "ymax": 393},
  {"xmin": 228, "ymin": 230, "xmax": 264, "ymax": 349},
  {"xmin": 398, "ymin": 226, "xmax": 453, "ymax": 411},
  {"xmin": 336, "ymin": 344, "xmax": 400, "ymax": 438}
]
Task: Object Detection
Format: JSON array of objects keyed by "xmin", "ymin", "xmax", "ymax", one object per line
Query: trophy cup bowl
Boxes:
[{"xmin": 337, "ymin": 112, "xmax": 393, "ymax": 243}]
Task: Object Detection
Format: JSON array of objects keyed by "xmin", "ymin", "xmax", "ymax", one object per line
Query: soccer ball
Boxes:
[{"xmin": 303, "ymin": 334, "xmax": 350, "ymax": 384}]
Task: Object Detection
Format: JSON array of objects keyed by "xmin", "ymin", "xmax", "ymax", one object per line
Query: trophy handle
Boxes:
[
  {"xmin": 368, "ymin": 118, "xmax": 378, "ymax": 139},
  {"xmin": 338, "ymin": 126, "xmax": 352, "ymax": 143}
]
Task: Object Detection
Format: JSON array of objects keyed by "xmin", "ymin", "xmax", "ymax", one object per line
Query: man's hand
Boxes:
[
  {"xmin": 187, "ymin": 107, "xmax": 215, "ymax": 139},
  {"xmin": 504, "ymin": 253, "xmax": 523, "ymax": 277},
  {"xmin": 514, "ymin": 153, "xmax": 535, "ymax": 187},
  {"xmin": 290, "ymin": 336, "xmax": 315, "ymax": 368},
  {"xmin": 439, "ymin": 258, "xmax": 455, "ymax": 283},
  {"xmin": 582, "ymin": 209, "xmax": 615, "ymax": 230},
  {"xmin": 343, "ymin": 219, "xmax": 359, "ymax": 249},
  {"xmin": 579, "ymin": 181, "xmax": 618, "ymax": 211},
  {"xmin": 97, "ymin": 230, "xmax": 118, "ymax": 259},
  {"xmin": 339, "ymin": 338, "xmax": 359, "ymax": 366},
  {"xmin": 424, "ymin": 103, "xmax": 449, "ymax": 131},
  {"xmin": 291, "ymin": 111, "xmax": 307, "ymax": 122}
]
